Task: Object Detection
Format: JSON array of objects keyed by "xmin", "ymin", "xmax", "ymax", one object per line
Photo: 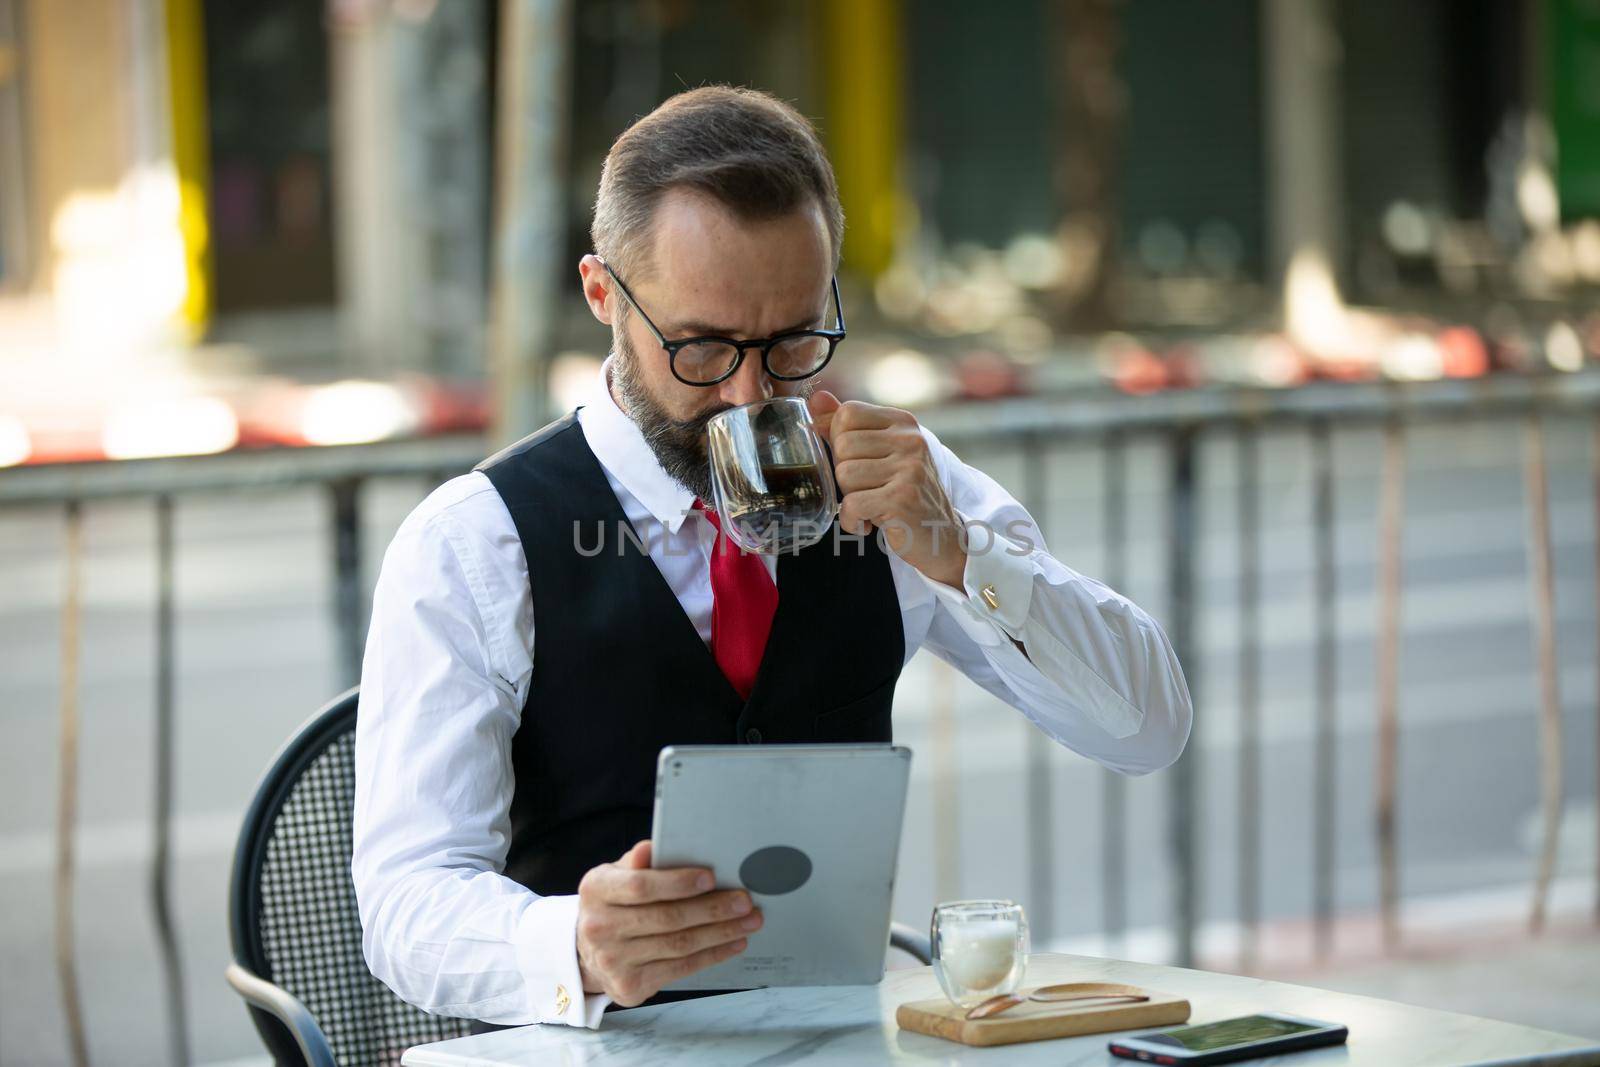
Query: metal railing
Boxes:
[
  {"xmin": 3, "ymin": 370, "xmax": 1598, "ymax": 1063},
  {"xmin": 923, "ymin": 370, "xmax": 1600, "ymax": 967},
  {"xmin": 2, "ymin": 436, "xmax": 482, "ymax": 1066}
]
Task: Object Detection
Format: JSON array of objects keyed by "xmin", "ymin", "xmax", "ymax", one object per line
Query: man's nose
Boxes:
[{"xmin": 717, "ymin": 348, "xmax": 774, "ymax": 408}]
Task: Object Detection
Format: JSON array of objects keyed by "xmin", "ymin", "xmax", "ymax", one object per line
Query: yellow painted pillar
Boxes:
[
  {"xmin": 164, "ymin": 0, "xmax": 211, "ymax": 332},
  {"xmin": 818, "ymin": 0, "xmax": 904, "ymax": 278},
  {"xmin": 24, "ymin": 0, "xmax": 124, "ymax": 292}
]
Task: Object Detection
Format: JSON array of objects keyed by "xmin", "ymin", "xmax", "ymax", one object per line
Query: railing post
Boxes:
[
  {"xmin": 1102, "ymin": 431, "xmax": 1128, "ymax": 953},
  {"xmin": 490, "ymin": 0, "xmax": 573, "ymax": 444},
  {"xmin": 1237, "ymin": 424, "xmax": 1261, "ymax": 971},
  {"xmin": 330, "ymin": 478, "xmax": 365, "ymax": 689},
  {"xmin": 931, "ymin": 656, "xmax": 961, "ymax": 904},
  {"xmin": 1022, "ymin": 435, "xmax": 1055, "ymax": 945},
  {"xmin": 1167, "ymin": 426, "xmax": 1200, "ymax": 968},
  {"xmin": 1375, "ymin": 420, "xmax": 1406, "ymax": 951},
  {"xmin": 1523, "ymin": 414, "xmax": 1564, "ymax": 933},
  {"xmin": 152, "ymin": 496, "xmax": 190, "ymax": 1065},
  {"xmin": 57, "ymin": 500, "xmax": 90, "ymax": 1067},
  {"xmin": 1311, "ymin": 419, "xmax": 1337, "ymax": 959}
]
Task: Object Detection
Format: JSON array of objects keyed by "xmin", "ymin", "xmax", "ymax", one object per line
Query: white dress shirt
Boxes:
[{"xmin": 353, "ymin": 365, "xmax": 1193, "ymax": 1029}]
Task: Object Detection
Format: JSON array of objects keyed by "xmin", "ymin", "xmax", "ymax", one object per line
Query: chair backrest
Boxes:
[{"xmin": 229, "ymin": 688, "xmax": 472, "ymax": 1067}]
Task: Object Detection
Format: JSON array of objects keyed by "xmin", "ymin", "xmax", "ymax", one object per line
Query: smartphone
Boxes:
[{"xmin": 1109, "ymin": 1012, "xmax": 1348, "ymax": 1065}]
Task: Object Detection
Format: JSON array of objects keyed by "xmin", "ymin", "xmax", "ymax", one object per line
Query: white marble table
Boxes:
[{"xmin": 401, "ymin": 952, "xmax": 1600, "ymax": 1067}]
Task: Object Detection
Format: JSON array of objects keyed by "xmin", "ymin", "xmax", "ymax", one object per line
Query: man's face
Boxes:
[{"xmin": 581, "ymin": 188, "xmax": 833, "ymax": 500}]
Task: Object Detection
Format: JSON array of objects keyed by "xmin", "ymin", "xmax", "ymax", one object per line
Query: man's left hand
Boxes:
[{"xmin": 808, "ymin": 390, "xmax": 965, "ymax": 589}]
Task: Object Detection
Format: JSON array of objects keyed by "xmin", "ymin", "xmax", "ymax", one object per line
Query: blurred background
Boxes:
[{"xmin": 2, "ymin": 0, "xmax": 1599, "ymax": 1064}]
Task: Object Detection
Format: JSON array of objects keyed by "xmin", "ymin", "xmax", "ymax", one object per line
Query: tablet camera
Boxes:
[{"xmin": 738, "ymin": 845, "xmax": 812, "ymax": 895}]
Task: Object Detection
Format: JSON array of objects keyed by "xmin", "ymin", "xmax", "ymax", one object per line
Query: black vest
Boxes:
[{"xmin": 475, "ymin": 412, "xmax": 905, "ymax": 899}]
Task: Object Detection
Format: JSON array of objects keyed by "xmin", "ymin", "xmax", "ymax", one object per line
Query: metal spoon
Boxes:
[{"xmin": 964, "ymin": 985, "xmax": 1150, "ymax": 1021}]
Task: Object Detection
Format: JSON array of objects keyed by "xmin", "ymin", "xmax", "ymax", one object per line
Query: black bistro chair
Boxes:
[
  {"xmin": 227, "ymin": 688, "xmax": 934, "ymax": 1066},
  {"xmin": 226, "ymin": 688, "xmax": 473, "ymax": 1067}
]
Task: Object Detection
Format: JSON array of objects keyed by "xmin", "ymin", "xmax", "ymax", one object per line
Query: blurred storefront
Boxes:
[
  {"xmin": 0, "ymin": 0, "xmax": 494, "ymax": 462},
  {"xmin": 1, "ymin": 0, "xmax": 1598, "ymax": 465}
]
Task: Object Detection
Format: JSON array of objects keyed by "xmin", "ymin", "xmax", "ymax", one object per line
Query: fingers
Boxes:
[
  {"xmin": 831, "ymin": 399, "xmax": 902, "ymax": 434},
  {"xmin": 621, "ymin": 910, "xmax": 764, "ymax": 965},
  {"xmin": 831, "ymin": 432, "xmax": 896, "ymax": 465},
  {"xmin": 631, "ymin": 938, "xmax": 750, "ymax": 1002},
  {"xmin": 807, "ymin": 389, "xmax": 842, "ymax": 430},
  {"xmin": 833, "ymin": 456, "xmax": 898, "ymax": 494},
  {"xmin": 582, "ymin": 892, "xmax": 757, "ymax": 1007},
  {"xmin": 611, "ymin": 889, "xmax": 755, "ymax": 937},
  {"xmin": 810, "ymin": 393, "xmax": 909, "ymax": 448},
  {"xmin": 808, "ymin": 388, "xmax": 842, "ymax": 413},
  {"xmin": 838, "ymin": 488, "xmax": 867, "ymax": 535},
  {"xmin": 838, "ymin": 486, "xmax": 891, "ymax": 537},
  {"xmin": 831, "ymin": 414, "xmax": 921, "ymax": 464},
  {"xmin": 587, "ymin": 860, "xmax": 715, "ymax": 905},
  {"xmin": 577, "ymin": 846, "xmax": 762, "ymax": 1008}
]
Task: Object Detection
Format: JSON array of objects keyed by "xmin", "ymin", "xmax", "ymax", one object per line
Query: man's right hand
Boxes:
[{"xmin": 574, "ymin": 839, "xmax": 762, "ymax": 1007}]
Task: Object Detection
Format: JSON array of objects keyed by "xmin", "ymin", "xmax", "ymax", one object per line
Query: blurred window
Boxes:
[
  {"xmin": 1339, "ymin": 0, "xmax": 1534, "ymax": 295},
  {"xmin": 908, "ymin": 0, "xmax": 1056, "ymax": 248},
  {"xmin": 570, "ymin": 1, "xmax": 820, "ymax": 269},
  {"xmin": 1119, "ymin": 0, "xmax": 1265, "ymax": 281},
  {"xmin": 1341, "ymin": 2, "xmax": 1478, "ymax": 252},
  {"xmin": 1552, "ymin": 0, "xmax": 1600, "ymax": 221},
  {"xmin": 905, "ymin": 0, "xmax": 1267, "ymax": 281},
  {"xmin": 0, "ymin": 0, "xmax": 28, "ymax": 288},
  {"xmin": 202, "ymin": 0, "xmax": 336, "ymax": 312}
]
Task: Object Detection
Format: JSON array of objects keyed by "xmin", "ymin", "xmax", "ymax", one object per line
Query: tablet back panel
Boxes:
[{"xmin": 651, "ymin": 744, "xmax": 912, "ymax": 990}]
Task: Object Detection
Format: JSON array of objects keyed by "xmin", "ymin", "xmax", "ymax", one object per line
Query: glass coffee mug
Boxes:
[
  {"xmin": 706, "ymin": 396, "xmax": 839, "ymax": 554},
  {"xmin": 930, "ymin": 900, "xmax": 1030, "ymax": 1010}
]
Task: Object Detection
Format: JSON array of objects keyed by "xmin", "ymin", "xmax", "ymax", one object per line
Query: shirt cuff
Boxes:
[
  {"xmin": 923, "ymin": 517, "xmax": 1038, "ymax": 646},
  {"xmin": 514, "ymin": 894, "xmax": 611, "ymax": 1029}
]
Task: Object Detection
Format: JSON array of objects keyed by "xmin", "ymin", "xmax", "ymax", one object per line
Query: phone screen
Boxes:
[{"xmin": 1160, "ymin": 1015, "xmax": 1322, "ymax": 1051}]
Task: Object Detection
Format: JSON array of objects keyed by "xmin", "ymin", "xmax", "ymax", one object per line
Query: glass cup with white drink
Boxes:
[{"xmin": 930, "ymin": 899, "xmax": 1029, "ymax": 1010}]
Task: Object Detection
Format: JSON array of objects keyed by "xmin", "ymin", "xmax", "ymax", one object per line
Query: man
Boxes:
[{"xmin": 353, "ymin": 86, "xmax": 1191, "ymax": 1030}]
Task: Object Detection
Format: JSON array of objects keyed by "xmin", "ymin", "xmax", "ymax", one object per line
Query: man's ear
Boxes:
[{"xmin": 578, "ymin": 254, "xmax": 615, "ymax": 326}]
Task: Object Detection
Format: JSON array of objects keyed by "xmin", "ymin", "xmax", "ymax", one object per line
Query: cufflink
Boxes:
[
  {"xmin": 555, "ymin": 984, "xmax": 571, "ymax": 1015},
  {"xmin": 980, "ymin": 583, "xmax": 1000, "ymax": 611}
]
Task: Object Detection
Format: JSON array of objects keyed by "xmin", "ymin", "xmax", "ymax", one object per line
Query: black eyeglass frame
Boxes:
[{"xmin": 600, "ymin": 260, "xmax": 846, "ymax": 387}]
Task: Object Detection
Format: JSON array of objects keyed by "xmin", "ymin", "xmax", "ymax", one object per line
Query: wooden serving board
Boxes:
[{"xmin": 896, "ymin": 981, "xmax": 1191, "ymax": 1047}]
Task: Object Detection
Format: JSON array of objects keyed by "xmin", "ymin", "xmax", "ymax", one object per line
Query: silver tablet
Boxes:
[{"xmin": 650, "ymin": 743, "xmax": 913, "ymax": 991}]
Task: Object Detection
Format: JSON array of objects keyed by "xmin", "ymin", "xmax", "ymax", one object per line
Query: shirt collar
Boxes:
[{"xmin": 578, "ymin": 357, "xmax": 699, "ymax": 534}]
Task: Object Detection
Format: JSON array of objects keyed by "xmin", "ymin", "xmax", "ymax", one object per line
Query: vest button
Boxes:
[{"xmin": 745, "ymin": 727, "xmax": 763, "ymax": 744}]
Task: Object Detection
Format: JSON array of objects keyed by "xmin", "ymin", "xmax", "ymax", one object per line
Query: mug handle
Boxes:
[{"xmin": 809, "ymin": 424, "xmax": 841, "ymax": 529}]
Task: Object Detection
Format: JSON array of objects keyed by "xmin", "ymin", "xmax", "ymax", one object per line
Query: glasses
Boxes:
[{"xmin": 601, "ymin": 260, "xmax": 846, "ymax": 387}]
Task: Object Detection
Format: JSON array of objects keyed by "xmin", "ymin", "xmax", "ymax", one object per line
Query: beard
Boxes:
[
  {"xmin": 611, "ymin": 321, "xmax": 817, "ymax": 504},
  {"xmin": 611, "ymin": 326, "xmax": 727, "ymax": 503}
]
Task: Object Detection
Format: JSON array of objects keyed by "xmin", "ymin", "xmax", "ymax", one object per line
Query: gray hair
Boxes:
[{"xmin": 590, "ymin": 86, "xmax": 844, "ymax": 281}]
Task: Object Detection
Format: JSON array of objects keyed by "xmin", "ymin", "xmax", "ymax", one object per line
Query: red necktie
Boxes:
[{"xmin": 694, "ymin": 499, "xmax": 778, "ymax": 700}]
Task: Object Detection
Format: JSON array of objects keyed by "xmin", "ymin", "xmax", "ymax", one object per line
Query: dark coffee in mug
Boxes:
[
  {"xmin": 707, "ymin": 397, "xmax": 839, "ymax": 554},
  {"xmin": 723, "ymin": 463, "xmax": 829, "ymax": 546}
]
